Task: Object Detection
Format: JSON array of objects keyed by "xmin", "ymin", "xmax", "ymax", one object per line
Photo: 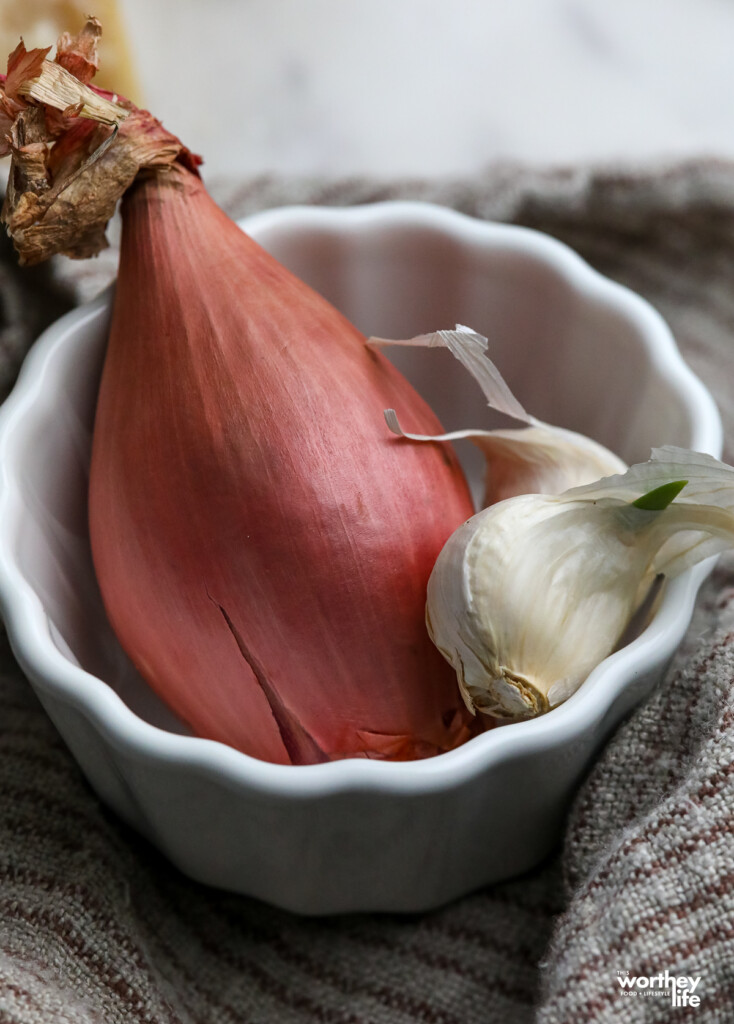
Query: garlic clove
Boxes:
[
  {"xmin": 426, "ymin": 494, "xmax": 655, "ymax": 718},
  {"xmin": 427, "ymin": 449, "xmax": 734, "ymax": 720}
]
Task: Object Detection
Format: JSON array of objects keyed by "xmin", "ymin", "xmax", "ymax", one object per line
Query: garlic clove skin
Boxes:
[
  {"xmin": 461, "ymin": 424, "xmax": 627, "ymax": 505},
  {"xmin": 426, "ymin": 494, "xmax": 660, "ymax": 719},
  {"xmin": 375, "ymin": 327, "xmax": 627, "ymax": 505}
]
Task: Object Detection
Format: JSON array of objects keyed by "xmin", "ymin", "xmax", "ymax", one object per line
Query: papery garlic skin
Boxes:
[
  {"xmin": 466, "ymin": 425, "xmax": 627, "ymax": 505},
  {"xmin": 427, "ymin": 495, "xmax": 660, "ymax": 718},
  {"xmin": 374, "ymin": 328, "xmax": 627, "ymax": 505}
]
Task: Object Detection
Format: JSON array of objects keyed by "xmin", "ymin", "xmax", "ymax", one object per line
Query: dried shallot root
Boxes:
[{"xmin": 1, "ymin": 20, "xmax": 483, "ymax": 764}]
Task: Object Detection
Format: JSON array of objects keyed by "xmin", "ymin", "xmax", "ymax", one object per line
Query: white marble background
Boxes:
[{"xmin": 119, "ymin": 0, "xmax": 734, "ymax": 181}]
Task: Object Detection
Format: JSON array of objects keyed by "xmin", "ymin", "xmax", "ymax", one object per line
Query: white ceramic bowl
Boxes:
[{"xmin": 0, "ymin": 202, "xmax": 722, "ymax": 914}]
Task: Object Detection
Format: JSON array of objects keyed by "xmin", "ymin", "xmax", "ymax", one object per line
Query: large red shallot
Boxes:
[{"xmin": 2, "ymin": 21, "xmax": 477, "ymax": 764}]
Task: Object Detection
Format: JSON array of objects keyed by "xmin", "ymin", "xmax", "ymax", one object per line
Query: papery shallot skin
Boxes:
[{"xmin": 89, "ymin": 171, "xmax": 476, "ymax": 765}]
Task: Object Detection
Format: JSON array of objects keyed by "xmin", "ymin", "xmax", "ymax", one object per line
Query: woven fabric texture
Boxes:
[{"xmin": 2, "ymin": 160, "xmax": 734, "ymax": 1023}]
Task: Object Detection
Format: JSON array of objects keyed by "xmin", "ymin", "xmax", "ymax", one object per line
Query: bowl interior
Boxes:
[
  {"xmin": 3, "ymin": 207, "xmax": 710, "ymax": 738},
  {"xmin": 253, "ymin": 212, "xmax": 698, "ymax": 462}
]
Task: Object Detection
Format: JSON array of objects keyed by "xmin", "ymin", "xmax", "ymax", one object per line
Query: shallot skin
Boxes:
[{"xmin": 89, "ymin": 172, "xmax": 476, "ymax": 765}]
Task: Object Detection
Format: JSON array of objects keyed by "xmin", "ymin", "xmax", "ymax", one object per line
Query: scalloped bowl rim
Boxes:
[{"xmin": 0, "ymin": 200, "xmax": 723, "ymax": 798}]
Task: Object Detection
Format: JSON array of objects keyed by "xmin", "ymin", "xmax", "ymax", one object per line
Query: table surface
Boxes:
[{"xmin": 115, "ymin": 0, "xmax": 734, "ymax": 182}]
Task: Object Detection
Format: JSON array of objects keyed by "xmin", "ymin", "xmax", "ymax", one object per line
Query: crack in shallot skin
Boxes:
[{"xmin": 210, "ymin": 594, "xmax": 329, "ymax": 765}]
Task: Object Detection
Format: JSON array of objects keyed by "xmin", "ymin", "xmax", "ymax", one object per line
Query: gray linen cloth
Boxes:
[{"xmin": 2, "ymin": 160, "xmax": 734, "ymax": 1023}]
